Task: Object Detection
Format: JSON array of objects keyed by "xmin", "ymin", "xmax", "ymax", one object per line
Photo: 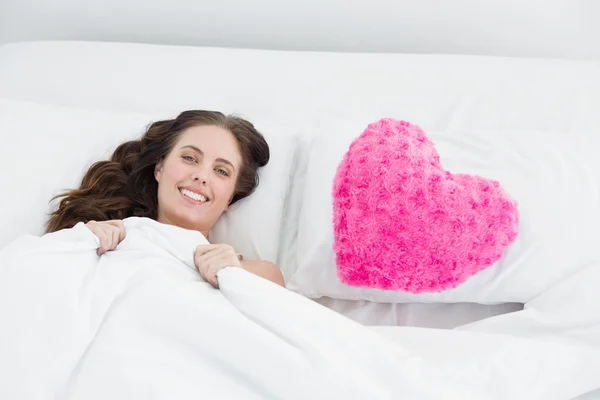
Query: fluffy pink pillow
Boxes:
[{"xmin": 332, "ymin": 119, "xmax": 519, "ymax": 293}]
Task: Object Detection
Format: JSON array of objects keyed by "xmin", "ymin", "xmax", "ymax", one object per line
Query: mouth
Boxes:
[{"xmin": 179, "ymin": 188, "xmax": 210, "ymax": 203}]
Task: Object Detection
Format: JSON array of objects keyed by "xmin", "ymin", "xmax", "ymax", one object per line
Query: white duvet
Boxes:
[{"xmin": 0, "ymin": 217, "xmax": 598, "ymax": 399}]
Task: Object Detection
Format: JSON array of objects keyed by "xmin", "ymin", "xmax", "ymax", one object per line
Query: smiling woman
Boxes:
[
  {"xmin": 45, "ymin": 110, "xmax": 283, "ymax": 287},
  {"xmin": 155, "ymin": 125, "xmax": 243, "ymax": 238}
]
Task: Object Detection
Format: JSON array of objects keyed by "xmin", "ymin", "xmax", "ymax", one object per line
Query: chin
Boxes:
[{"xmin": 165, "ymin": 212, "xmax": 207, "ymax": 232}]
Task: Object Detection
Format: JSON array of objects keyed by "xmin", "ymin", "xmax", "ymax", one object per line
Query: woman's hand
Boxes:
[
  {"xmin": 194, "ymin": 244, "xmax": 242, "ymax": 288},
  {"xmin": 85, "ymin": 220, "xmax": 126, "ymax": 256}
]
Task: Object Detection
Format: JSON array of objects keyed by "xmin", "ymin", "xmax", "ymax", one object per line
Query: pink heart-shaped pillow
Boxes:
[{"xmin": 332, "ymin": 119, "xmax": 519, "ymax": 293}]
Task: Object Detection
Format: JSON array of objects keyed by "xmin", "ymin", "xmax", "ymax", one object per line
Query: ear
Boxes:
[
  {"xmin": 154, "ymin": 159, "xmax": 164, "ymax": 182},
  {"xmin": 225, "ymin": 193, "xmax": 235, "ymax": 211}
]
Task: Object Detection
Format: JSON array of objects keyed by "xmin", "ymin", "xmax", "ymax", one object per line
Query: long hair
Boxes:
[{"xmin": 46, "ymin": 110, "xmax": 270, "ymax": 233}]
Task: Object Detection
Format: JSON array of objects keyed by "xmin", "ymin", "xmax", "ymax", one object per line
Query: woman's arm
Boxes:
[
  {"xmin": 195, "ymin": 244, "xmax": 285, "ymax": 288},
  {"xmin": 240, "ymin": 260, "xmax": 285, "ymax": 287}
]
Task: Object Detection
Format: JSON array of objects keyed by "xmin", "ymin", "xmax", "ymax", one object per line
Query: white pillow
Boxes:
[
  {"xmin": 0, "ymin": 98, "xmax": 298, "ymax": 265},
  {"xmin": 288, "ymin": 116, "xmax": 600, "ymax": 304},
  {"xmin": 208, "ymin": 123, "xmax": 299, "ymax": 264}
]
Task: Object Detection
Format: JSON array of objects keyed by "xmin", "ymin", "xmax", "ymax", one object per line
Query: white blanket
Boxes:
[{"xmin": 0, "ymin": 218, "xmax": 598, "ymax": 399}]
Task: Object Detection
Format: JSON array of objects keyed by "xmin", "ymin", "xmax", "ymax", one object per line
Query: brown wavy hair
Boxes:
[{"xmin": 46, "ymin": 110, "xmax": 270, "ymax": 233}]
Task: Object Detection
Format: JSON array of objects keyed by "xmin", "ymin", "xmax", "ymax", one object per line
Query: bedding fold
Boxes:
[{"xmin": 0, "ymin": 217, "xmax": 597, "ymax": 399}]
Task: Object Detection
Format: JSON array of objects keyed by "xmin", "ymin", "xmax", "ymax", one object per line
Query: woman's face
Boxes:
[{"xmin": 154, "ymin": 125, "xmax": 242, "ymax": 236}]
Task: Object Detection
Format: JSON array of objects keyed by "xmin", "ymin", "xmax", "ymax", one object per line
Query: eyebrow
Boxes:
[{"xmin": 180, "ymin": 145, "xmax": 236, "ymax": 171}]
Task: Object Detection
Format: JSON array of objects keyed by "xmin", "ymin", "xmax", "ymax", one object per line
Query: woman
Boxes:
[{"xmin": 46, "ymin": 110, "xmax": 284, "ymax": 287}]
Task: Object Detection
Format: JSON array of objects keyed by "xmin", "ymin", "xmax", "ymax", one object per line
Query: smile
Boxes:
[{"xmin": 180, "ymin": 188, "xmax": 208, "ymax": 203}]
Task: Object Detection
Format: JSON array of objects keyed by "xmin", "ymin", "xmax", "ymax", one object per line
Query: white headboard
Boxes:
[{"xmin": 1, "ymin": 0, "xmax": 599, "ymax": 61}]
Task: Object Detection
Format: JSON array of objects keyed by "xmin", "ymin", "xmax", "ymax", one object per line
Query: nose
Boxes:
[{"xmin": 191, "ymin": 166, "xmax": 210, "ymax": 185}]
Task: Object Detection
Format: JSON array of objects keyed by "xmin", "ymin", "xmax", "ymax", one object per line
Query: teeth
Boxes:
[{"xmin": 180, "ymin": 189, "xmax": 207, "ymax": 202}]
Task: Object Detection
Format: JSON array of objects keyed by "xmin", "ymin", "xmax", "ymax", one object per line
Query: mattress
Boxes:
[
  {"xmin": 315, "ymin": 297, "xmax": 523, "ymax": 328},
  {"xmin": 4, "ymin": 40, "xmax": 594, "ymax": 328}
]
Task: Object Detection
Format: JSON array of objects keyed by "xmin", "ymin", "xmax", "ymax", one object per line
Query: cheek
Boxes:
[
  {"xmin": 215, "ymin": 179, "xmax": 237, "ymax": 202},
  {"xmin": 162, "ymin": 161, "xmax": 188, "ymax": 183}
]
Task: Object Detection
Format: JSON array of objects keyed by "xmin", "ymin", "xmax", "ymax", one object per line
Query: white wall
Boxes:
[{"xmin": 1, "ymin": 0, "xmax": 599, "ymax": 60}]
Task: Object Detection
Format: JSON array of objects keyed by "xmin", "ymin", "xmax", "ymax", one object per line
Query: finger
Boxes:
[
  {"xmin": 195, "ymin": 253, "xmax": 225, "ymax": 288},
  {"xmin": 210, "ymin": 248, "xmax": 242, "ymax": 268},
  {"xmin": 196, "ymin": 263, "xmax": 207, "ymax": 281},
  {"xmin": 194, "ymin": 247, "xmax": 213, "ymax": 269},
  {"xmin": 195, "ymin": 252, "xmax": 217, "ymax": 278},
  {"xmin": 217, "ymin": 245, "xmax": 239, "ymax": 262},
  {"xmin": 96, "ymin": 239, "xmax": 109, "ymax": 256},
  {"xmin": 204, "ymin": 254, "xmax": 239, "ymax": 288},
  {"xmin": 107, "ymin": 220, "xmax": 126, "ymax": 242},
  {"xmin": 95, "ymin": 230, "xmax": 109, "ymax": 252},
  {"xmin": 196, "ymin": 246, "xmax": 226, "ymax": 263},
  {"xmin": 206, "ymin": 266, "xmax": 220, "ymax": 288},
  {"xmin": 103, "ymin": 228, "xmax": 114, "ymax": 252},
  {"xmin": 201, "ymin": 245, "xmax": 236, "ymax": 262},
  {"xmin": 110, "ymin": 227, "xmax": 121, "ymax": 250},
  {"xmin": 195, "ymin": 244, "xmax": 225, "ymax": 257},
  {"xmin": 196, "ymin": 249, "xmax": 234, "ymax": 273},
  {"xmin": 197, "ymin": 262, "xmax": 211, "ymax": 285},
  {"xmin": 194, "ymin": 248, "xmax": 222, "ymax": 270}
]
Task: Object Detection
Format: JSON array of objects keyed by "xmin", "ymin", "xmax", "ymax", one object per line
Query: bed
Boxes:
[
  {"xmin": 1, "ymin": 41, "xmax": 599, "ymax": 398},
  {"xmin": 0, "ymin": 40, "xmax": 542, "ymax": 327}
]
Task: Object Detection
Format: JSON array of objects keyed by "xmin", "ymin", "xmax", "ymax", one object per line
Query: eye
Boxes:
[
  {"xmin": 215, "ymin": 168, "xmax": 229, "ymax": 177},
  {"xmin": 182, "ymin": 155, "xmax": 197, "ymax": 163}
]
